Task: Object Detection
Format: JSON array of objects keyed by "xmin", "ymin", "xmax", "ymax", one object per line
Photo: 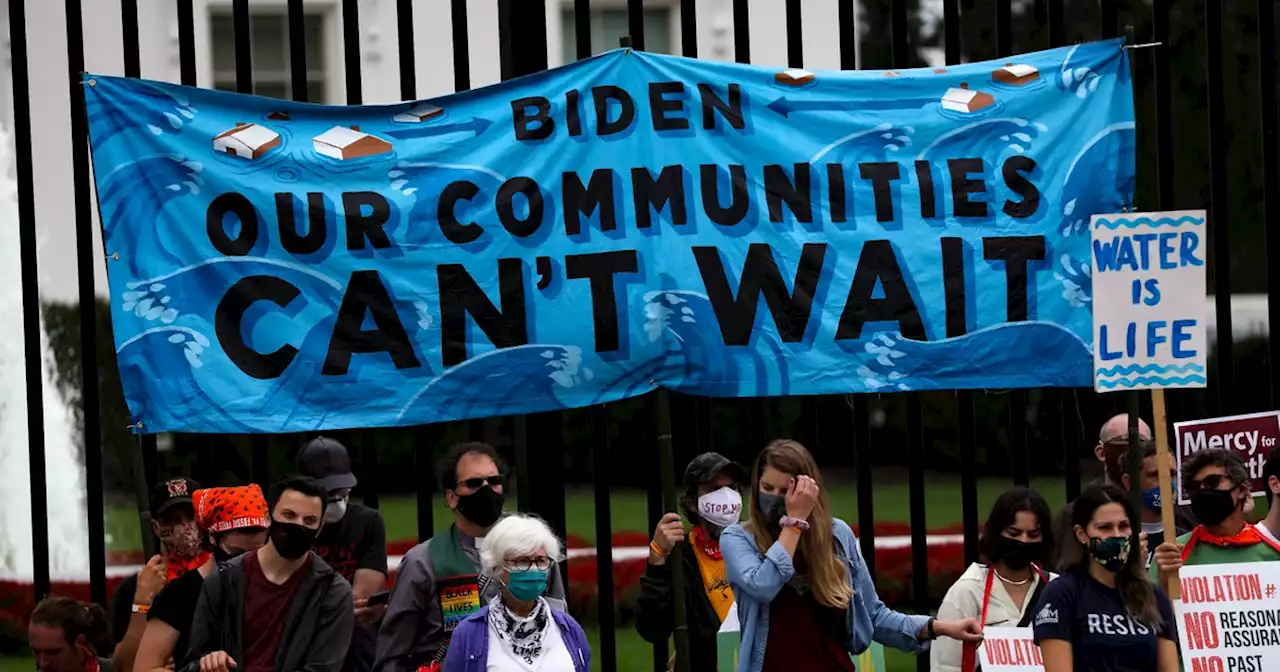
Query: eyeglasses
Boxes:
[
  {"xmin": 1188, "ymin": 474, "xmax": 1235, "ymax": 493},
  {"xmin": 457, "ymin": 475, "xmax": 503, "ymax": 489},
  {"xmin": 505, "ymin": 556, "xmax": 553, "ymax": 571}
]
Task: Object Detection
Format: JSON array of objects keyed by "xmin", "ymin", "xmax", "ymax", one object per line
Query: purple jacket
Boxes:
[{"xmin": 441, "ymin": 605, "xmax": 591, "ymax": 672}]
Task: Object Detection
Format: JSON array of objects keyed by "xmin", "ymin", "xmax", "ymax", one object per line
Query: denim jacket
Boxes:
[{"xmin": 721, "ymin": 518, "xmax": 931, "ymax": 672}]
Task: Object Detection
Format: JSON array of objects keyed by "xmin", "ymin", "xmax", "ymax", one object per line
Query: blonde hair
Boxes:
[{"xmin": 743, "ymin": 439, "xmax": 853, "ymax": 609}]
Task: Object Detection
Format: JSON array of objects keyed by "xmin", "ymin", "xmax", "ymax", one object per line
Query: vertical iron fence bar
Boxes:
[
  {"xmin": 361, "ymin": 440, "xmax": 380, "ymax": 509},
  {"xmin": 1258, "ymin": 0, "xmax": 1280, "ymax": 404},
  {"xmin": 121, "ymin": 0, "xmax": 140, "ymax": 78},
  {"xmin": 944, "ymin": 0, "xmax": 960, "ymax": 63},
  {"xmin": 11, "ymin": 0, "xmax": 49, "ymax": 600},
  {"xmin": 890, "ymin": 0, "xmax": 907, "ymax": 66},
  {"xmin": 733, "ymin": 0, "xmax": 750, "ymax": 63},
  {"xmin": 838, "ymin": 0, "xmax": 857, "ymax": 70},
  {"xmin": 1101, "ymin": 0, "xmax": 1118, "ymax": 39},
  {"xmin": 680, "ymin": 0, "xmax": 697, "ymax": 57},
  {"xmin": 288, "ymin": 0, "xmax": 309, "ymax": 101},
  {"xmin": 996, "ymin": 0, "xmax": 1012, "ymax": 57},
  {"xmin": 397, "ymin": 0, "xmax": 415, "ymax": 99},
  {"xmin": 451, "ymin": 0, "xmax": 470, "ymax": 92},
  {"xmin": 575, "ymin": 0, "xmax": 592, "ymax": 60},
  {"xmin": 907, "ymin": 398, "xmax": 928, "ymax": 672},
  {"xmin": 1047, "ymin": 0, "xmax": 1065, "ymax": 47},
  {"xmin": 1206, "ymin": 0, "xmax": 1234, "ymax": 413},
  {"xmin": 343, "ymin": 0, "xmax": 363, "ymax": 104},
  {"xmin": 177, "ymin": 0, "xmax": 196, "ymax": 85},
  {"xmin": 628, "ymin": 0, "xmax": 646, "ymax": 51},
  {"xmin": 1064, "ymin": 391, "xmax": 1081, "ymax": 501},
  {"xmin": 644, "ymin": 398, "xmax": 668, "ymax": 672},
  {"xmin": 66, "ymin": 0, "xmax": 107, "ymax": 607},
  {"xmin": 1011, "ymin": 396, "xmax": 1029, "ymax": 485},
  {"xmin": 785, "ymin": 0, "xmax": 802, "ymax": 68},
  {"xmin": 854, "ymin": 396, "xmax": 876, "ymax": 578},
  {"xmin": 233, "ymin": 0, "xmax": 252, "ymax": 92},
  {"xmin": 591, "ymin": 406, "xmax": 617, "ymax": 672}
]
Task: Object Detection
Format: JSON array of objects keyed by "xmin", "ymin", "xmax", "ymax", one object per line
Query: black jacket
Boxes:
[
  {"xmin": 633, "ymin": 544, "xmax": 720, "ymax": 671},
  {"xmin": 181, "ymin": 552, "xmax": 354, "ymax": 672}
]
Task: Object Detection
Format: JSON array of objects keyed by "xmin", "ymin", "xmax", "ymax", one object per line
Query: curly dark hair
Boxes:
[{"xmin": 1182, "ymin": 448, "xmax": 1248, "ymax": 488}]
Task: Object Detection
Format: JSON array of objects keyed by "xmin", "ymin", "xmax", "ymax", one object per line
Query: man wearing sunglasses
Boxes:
[
  {"xmin": 375, "ymin": 442, "xmax": 566, "ymax": 672},
  {"xmin": 1151, "ymin": 448, "xmax": 1280, "ymax": 585}
]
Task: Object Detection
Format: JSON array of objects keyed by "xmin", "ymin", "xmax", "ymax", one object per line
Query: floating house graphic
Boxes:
[
  {"xmin": 993, "ymin": 63, "xmax": 1040, "ymax": 86},
  {"xmin": 212, "ymin": 122, "xmax": 281, "ymax": 159},
  {"xmin": 774, "ymin": 68, "xmax": 815, "ymax": 86},
  {"xmin": 941, "ymin": 83, "xmax": 995, "ymax": 113},
  {"xmin": 312, "ymin": 125, "xmax": 393, "ymax": 160},
  {"xmin": 267, "ymin": 110, "xmax": 292, "ymax": 121},
  {"xmin": 393, "ymin": 103, "xmax": 445, "ymax": 123}
]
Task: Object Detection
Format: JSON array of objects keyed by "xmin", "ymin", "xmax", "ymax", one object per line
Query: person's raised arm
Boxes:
[
  {"xmin": 135, "ymin": 619, "xmax": 182, "ymax": 672},
  {"xmin": 635, "ymin": 513, "xmax": 682, "ymax": 643},
  {"xmin": 112, "ymin": 556, "xmax": 165, "ymax": 672},
  {"xmin": 720, "ymin": 524, "xmax": 793, "ymax": 602}
]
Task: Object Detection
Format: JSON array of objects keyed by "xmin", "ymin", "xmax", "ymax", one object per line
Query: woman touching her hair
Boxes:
[
  {"xmin": 721, "ymin": 439, "xmax": 983, "ymax": 672},
  {"xmin": 1033, "ymin": 484, "xmax": 1179, "ymax": 672}
]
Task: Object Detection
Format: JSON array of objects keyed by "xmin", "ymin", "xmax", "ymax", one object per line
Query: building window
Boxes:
[
  {"xmin": 210, "ymin": 13, "xmax": 326, "ymax": 102},
  {"xmin": 560, "ymin": 7, "xmax": 672, "ymax": 63}
]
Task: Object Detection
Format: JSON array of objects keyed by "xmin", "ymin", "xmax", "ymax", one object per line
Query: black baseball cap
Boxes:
[
  {"xmin": 151, "ymin": 477, "xmax": 200, "ymax": 517},
  {"xmin": 296, "ymin": 436, "xmax": 358, "ymax": 491},
  {"xmin": 682, "ymin": 452, "xmax": 747, "ymax": 493}
]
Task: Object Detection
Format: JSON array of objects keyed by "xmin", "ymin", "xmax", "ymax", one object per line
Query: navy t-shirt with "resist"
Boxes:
[{"xmin": 1031, "ymin": 571, "xmax": 1177, "ymax": 672}]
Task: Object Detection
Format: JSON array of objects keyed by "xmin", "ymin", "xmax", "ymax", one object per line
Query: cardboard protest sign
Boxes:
[
  {"xmin": 978, "ymin": 626, "xmax": 1043, "ymax": 671},
  {"xmin": 1176, "ymin": 561, "xmax": 1280, "ymax": 672},
  {"xmin": 1090, "ymin": 210, "xmax": 1208, "ymax": 392},
  {"xmin": 1175, "ymin": 411, "xmax": 1280, "ymax": 504},
  {"xmin": 86, "ymin": 41, "xmax": 1134, "ymax": 433}
]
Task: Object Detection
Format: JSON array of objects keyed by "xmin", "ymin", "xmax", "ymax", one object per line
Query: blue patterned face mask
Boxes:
[{"xmin": 1142, "ymin": 479, "xmax": 1176, "ymax": 512}]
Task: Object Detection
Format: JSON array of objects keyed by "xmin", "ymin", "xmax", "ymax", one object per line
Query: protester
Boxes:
[
  {"xmin": 932, "ymin": 487, "xmax": 1056, "ymax": 672},
  {"xmin": 376, "ymin": 442, "xmax": 567, "ymax": 672},
  {"xmin": 721, "ymin": 439, "xmax": 982, "ymax": 671},
  {"xmin": 132, "ymin": 485, "xmax": 270, "ymax": 672},
  {"xmin": 1151, "ymin": 448, "xmax": 1280, "ymax": 584},
  {"xmin": 182, "ymin": 476, "xmax": 354, "ymax": 672},
  {"xmin": 29, "ymin": 596, "xmax": 114, "ymax": 672},
  {"xmin": 636, "ymin": 452, "xmax": 747, "ymax": 670},
  {"xmin": 442, "ymin": 513, "xmax": 589, "ymax": 671},
  {"xmin": 1255, "ymin": 448, "xmax": 1280, "ymax": 545},
  {"xmin": 298, "ymin": 437, "xmax": 389, "ymax": 672},
  {"xmin": 111, "ymin": 477, "xmax": 209, "ymax": 647},
  {"xmin": 1033, "ymin": 484, "xmax": 1178, "ymax": 672},
  {"xmin": 1050, "ymin": 415, "xmax": 1193, "ymax": 569}
]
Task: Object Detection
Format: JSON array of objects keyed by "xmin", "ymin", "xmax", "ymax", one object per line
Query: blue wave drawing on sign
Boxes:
[
  {"xmin": 99, "ymin": 155, "xmax": 204, "ymax": 278},
  {"xmin": 1096, "ymin": 375, "xmax": 1208, "ymax": 390},
  {"xmin": 84, "ymin": 77, "xmax": 196, "ymax": 150},
  {"xmin": 1095, "ymin": 363, "xmax": 1206, "ymax": 376},
  {"xmin": 396, "ymin": 344, "xmax": 587, "ymax": 422},
  {"xmin": 1093, "ymin": 215, "xmax": 1207, "ymax": 230}
]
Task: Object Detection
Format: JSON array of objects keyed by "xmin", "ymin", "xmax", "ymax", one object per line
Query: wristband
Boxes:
[
  {"xmin": 927, "ymin": 617, "xmax": 937, "ymax": 640},
  {"xmin": 779, "ymin": 516, "xmax": 810, "ymax": 531},
  {"xmin": 649, "ymin": 540, "xmax": 670, "ymax": 557},
  {"xmin": 132, "ymin": 604, "xmax": 151, "ymax": 615}
]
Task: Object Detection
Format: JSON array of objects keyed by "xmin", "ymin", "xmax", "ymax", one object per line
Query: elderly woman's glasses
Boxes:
[{"xmin": 505, "ymin": 556, "xmax": 553, "ymax": 572}]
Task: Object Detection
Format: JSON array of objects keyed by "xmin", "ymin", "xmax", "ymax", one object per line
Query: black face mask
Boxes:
[
  {"xmin": 1190, "ymin": 488, "xmax": 1240, "ymax": 527},
  {"xmin": 455, "ymin": 485, "xmax": 504, "ymax": 528},
  {"xmin": 993, "ymin": 536, "xmax": 1043, "ymax": 571},
  {"xmin": 270, "ymin": 520, "xmax": 319, "ymax": 560},
  {"xmin": 758, "ymin": 493, "xmax": 787, "ymax": 526},
  {"xmin": 212, "ymin": 545, "xmax": 247, "ymax": 566}
]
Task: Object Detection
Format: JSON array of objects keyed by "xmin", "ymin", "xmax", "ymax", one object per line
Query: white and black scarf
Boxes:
[{"xmin": 487, "ymin": 594, "xmax": 551, "ymax": 669}]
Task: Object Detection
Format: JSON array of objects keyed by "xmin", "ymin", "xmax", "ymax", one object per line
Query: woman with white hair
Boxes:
[{"xmin": 443, "ymin": 513, "xmax": 591, "ymax": 671}]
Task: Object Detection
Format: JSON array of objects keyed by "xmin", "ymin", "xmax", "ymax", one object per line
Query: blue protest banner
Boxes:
[{"xmin": 85, "ymin": 40, "xmax": 1133, "ymax": 433}]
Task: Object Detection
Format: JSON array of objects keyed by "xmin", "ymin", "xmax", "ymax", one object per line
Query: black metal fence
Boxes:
[{"xmin": 10, "ymin": 1, "xmax": 1280, "ymax": 671}]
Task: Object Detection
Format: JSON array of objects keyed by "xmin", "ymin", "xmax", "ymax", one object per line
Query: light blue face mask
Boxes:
[
  {"xmin": 1142, "ymin": 479, "xmax": 1177, "ymax": 512},
  {"xmin": 504, "ymin": 569, "xmax": 550, "ymax": 602}
]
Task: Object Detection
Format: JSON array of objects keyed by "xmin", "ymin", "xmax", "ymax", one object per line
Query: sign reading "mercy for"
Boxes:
[
  {"xmin": 1090, "ymin": 210, "xmax": 1207, "ymax": 393},
  {"xmin": 1175, "ymin": 411, "xmax": 1280, "ymax": 505},
  {"xmin": 1176, "ymin": 562, "xmax": 1280, "ymax": 672}
]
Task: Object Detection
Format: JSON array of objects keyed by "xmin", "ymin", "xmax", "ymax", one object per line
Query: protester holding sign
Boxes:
[
  {"xmin": 636, "ymin": 452, "xmax": 747, "ymax": 670},
  {"xmin": 376, "ymin": 443, "xmax": 567, "ymax": 672},
  {"xmin": 932, "ymin": 487, "xmax": 1056, "ymax": 672},
  {"xmin": 1151, "ymin": 448, "xmax": 1280, "ymax": 584},
  {"xmin": 722, "ymin": 439, "xmax": 982, "ymax": 672},
  {"xmin": 1033, "ymin": 485, "xmax": 1178, "ymax": 672}
]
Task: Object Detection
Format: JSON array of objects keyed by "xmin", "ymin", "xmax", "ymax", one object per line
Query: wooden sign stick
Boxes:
[{"xmin": 1152, "ymin": 388, "xmax": 1181, "ymax": 599}]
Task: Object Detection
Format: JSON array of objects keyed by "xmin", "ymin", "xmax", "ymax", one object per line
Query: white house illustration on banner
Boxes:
[
  {"xmin": 312, "ymin": 125, "xmax": 393, "ymax": 160},
  {"xmin": 993, "ymin": 63, "xmax": 1040, "ymax": 86},
  {"xmin": 941, "ymin": 84, "xmax": 995, "ymax": 113},
  {"xmin": 212, "ymin": 122, "xmax": 281, "ymax": 160},
  {"xmin": 393, "ymin": 103, "xmax": 444, "ymax": 123}
]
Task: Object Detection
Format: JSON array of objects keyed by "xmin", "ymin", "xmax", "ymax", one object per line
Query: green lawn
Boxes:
[{"xmin": 68, "ymin": 474, "xmax": 1070, "ymax": 672}]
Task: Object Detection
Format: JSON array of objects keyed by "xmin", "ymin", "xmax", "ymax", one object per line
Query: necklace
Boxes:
[{"xmin": 993, "ymin": 569, "xmax": 1031, "ymax": 586}]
